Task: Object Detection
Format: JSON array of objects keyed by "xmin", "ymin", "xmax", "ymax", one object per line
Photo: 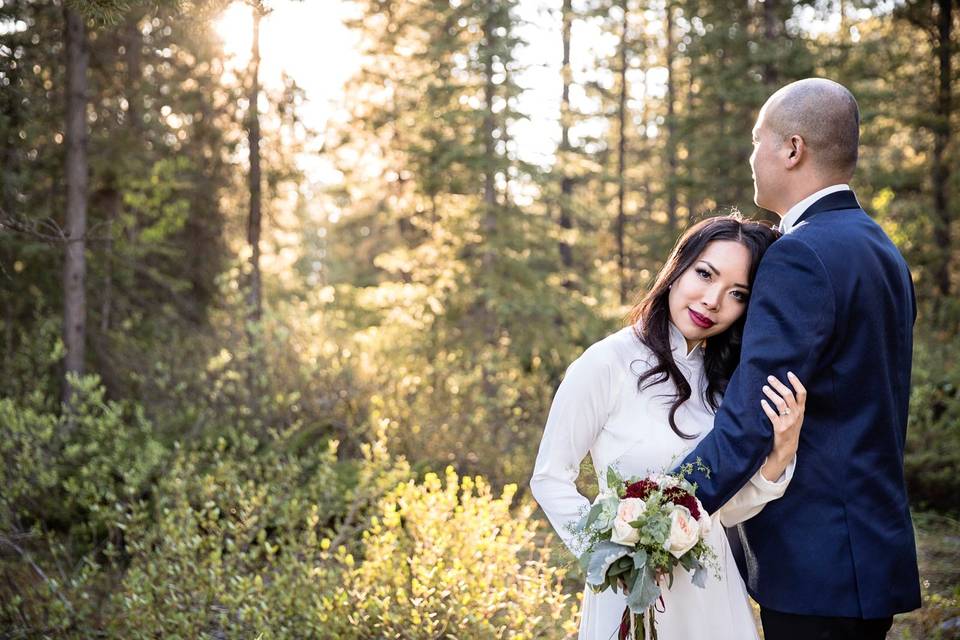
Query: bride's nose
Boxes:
[{"xmin": 701, "ymin": 287, "xmax": 721, "ymax": 311}]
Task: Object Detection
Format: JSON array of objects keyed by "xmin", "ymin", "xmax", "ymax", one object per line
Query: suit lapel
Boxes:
[{"xmin": 795, "ymin": 190, "xmax": 862, "ymax": 226}]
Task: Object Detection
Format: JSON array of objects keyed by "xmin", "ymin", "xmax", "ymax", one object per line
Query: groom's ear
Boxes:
[{"xmin": 785, "ymin": 134, "xmax": 805, "ymax": 169}]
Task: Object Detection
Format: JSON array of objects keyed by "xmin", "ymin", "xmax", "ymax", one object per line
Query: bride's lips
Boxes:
[{"xmin": 688, "ymin": 308, "xmax": 715, "ymax": 329}]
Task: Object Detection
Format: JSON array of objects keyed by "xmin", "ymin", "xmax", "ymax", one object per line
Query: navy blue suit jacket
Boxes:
[{"xmin": 678, "ymin": 190, "xmax": 921, "ymax": 618}]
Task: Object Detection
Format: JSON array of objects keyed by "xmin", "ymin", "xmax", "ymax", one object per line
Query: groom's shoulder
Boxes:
[
  {"xmin": 779, "ymin": 207, "xmax": 873, "ymax": 254},
  {"xmin": 794, "ymin": 205, "xmax": 901, "ymax": 257}
]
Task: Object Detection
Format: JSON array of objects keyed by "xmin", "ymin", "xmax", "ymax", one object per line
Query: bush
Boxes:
[
  {"xmin": 336, "ymin": 466, "xmax": 578, "ymax": 638},
  {"xmin": 103, "ymin": 433, "xmax": 576, "ymax": 638},
  {"xmin": 1, "ymin": 374, "xmax": 165, "ymax": 635},
  {"xmin": 905, "ymin": 332, "xmax": 960, "ymax": 513},
  {"xmin": 0, "ymin": 373, "xmax": 165, "ymax": 536}
]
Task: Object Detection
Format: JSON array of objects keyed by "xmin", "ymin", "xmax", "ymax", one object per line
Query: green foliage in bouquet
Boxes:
[{"xmin": 571, "ymin": 463, "xmax": 717, "ymax": 639}]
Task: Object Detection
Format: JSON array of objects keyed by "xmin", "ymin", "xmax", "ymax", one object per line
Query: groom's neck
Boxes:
[{"xmin": 776, "ymin": 176, "xmax": 847, "ymax": 217}]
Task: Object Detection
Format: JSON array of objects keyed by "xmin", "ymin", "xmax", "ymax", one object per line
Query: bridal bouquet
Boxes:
[{"xmin": 570, "ymin": 461, "xmax": 717, "ymax": 640}]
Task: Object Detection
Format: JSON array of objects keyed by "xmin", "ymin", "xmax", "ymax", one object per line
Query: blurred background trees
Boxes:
[{"xmin": 1, "ymin": 0, "xmax": 957, "ymax": 636}]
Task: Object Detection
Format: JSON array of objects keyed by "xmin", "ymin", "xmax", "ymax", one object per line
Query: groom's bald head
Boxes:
[{"xmin": 761, "ymin": 78, "xmax": 860, "ymax": 180}]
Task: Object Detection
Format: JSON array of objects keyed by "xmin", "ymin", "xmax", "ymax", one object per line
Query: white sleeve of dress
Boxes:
[
  {"xmin": 716, "ymin": 455, "xmax": 797, "ymax": 527},
  {"xmin": 529, "ymin": 341, "xmax": 617, "ymax": 558}
]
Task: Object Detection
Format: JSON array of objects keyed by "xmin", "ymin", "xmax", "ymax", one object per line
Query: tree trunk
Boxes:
[
  {"xmin": 683, "ymin": 65, "xmax": 695, "ymax": 223},
  {"xmin": 124, "ymin": 9, "xmax": 144, "ymax": 133},
  {"xmin": 665, "ymin": 2, "xmax": 678, "ymax": 233},
  {"xmin": 482, "ymin": 19, "xmax": 497, "ymax": 214},
  {"xmin": 62, "ymin": 5, "xmax": 89, "ymax": 406},
  {"xmin": 247, "ymin": 8, "xmax": 263, "ymax": 327},
  {"xmin": 480, "ymin": 9, "xmax": 499, "ymax": 402},
  {"xmin": 640, "ymin": 70, "xmax": 653, "ymax": 277},
  {"xmin": 99, "ymin": 185, "xmax": 119, "ymax": 333},
  {"xmin": 932, "ymin": 0, "xmax": 952, "ymax": 299},
  {"xmin": 558, "ymin": 0, "xmax": 574, "ymax": 286},
  {"xmin": 762, "ymin": 0, "xmax": 781, "ymax": 85},
  {"xmin": 616, "ymin": 0, "xmax": 630, "ymax": 304}
]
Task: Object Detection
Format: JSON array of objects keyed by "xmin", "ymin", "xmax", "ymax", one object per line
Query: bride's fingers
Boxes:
[
  {"xmin": 766, "ymin": 375, "xmax": 796, "ymax": 408},
  {"xmin": 761, "ymin": 399, "xmax": 781, "ymax": 425},
  {"xmin": 762, "ymin": 384, "xmax": 789, "ymax": 413},
  {"xmin": 786, "ymin": 372, "xmax": 807, "ymax": 406}
]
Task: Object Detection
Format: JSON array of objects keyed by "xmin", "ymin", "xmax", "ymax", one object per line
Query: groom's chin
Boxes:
[{"xmin": 753, "ymin": 189, "xmax": 770, "ymax": 212}]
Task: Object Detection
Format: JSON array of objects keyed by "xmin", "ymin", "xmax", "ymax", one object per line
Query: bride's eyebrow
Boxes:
[{"xmin": 699, "ymin": 260, "xmax": 749, "ymax": 290}]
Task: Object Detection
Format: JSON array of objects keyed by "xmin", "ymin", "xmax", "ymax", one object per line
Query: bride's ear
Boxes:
[{"xmin": 785, "ymin": 134, "xmax": 805, "ymax": 169}]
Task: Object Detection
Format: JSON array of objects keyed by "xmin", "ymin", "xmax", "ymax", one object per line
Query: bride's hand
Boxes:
[{"xmin": 759, "ymin": 371, "xmax": 806, "ymax": 482}]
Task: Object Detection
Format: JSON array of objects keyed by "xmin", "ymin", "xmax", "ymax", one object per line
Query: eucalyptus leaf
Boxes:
[
  {"xmin": 578, "ymin": 549, "xmax": 592, "ymax": 573},
  {"xmin": 632, "ymin": 549, "xmax": 647, "ymax": 570},
  {"xmin": 576, "ymin": 502, "xmax": 603, "ymax": 530},
  {"xmin": 586, "ymin": 541, "xmax": 632, "ymax": 587},
  {"xmin": 692, "ymin": 563, "xmax": 708, "ymax": 589},
  {"xmin": 606, "ymin": 466, "xmax": 625, "ymax": 495},
  {"xmin": 626, "ymin": 564, "xmax": 662, "ymax": 613}
]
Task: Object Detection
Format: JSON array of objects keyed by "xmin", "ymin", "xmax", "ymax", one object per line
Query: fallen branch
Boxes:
[{"xmin": 0, "ymin": 533, "xmax": 76, "ymax": 615}]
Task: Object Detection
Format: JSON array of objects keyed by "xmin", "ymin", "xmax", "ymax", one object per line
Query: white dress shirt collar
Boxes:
[{"xmin": 779, "ymin": 184, "xmax": 851, "ymax": 234}]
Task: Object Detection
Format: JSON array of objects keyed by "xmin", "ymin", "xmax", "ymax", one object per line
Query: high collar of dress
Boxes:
[{"xmin": 668, "ymin": 321, "xmax": 704, "ymax": 363}]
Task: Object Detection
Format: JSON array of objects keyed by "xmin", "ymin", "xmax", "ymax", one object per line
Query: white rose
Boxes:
[
  {"xmin": 665, "ymin": 505, "xmax": 701, "ymax": 558},
  {"xmin": 651, "ymin": 473, "xmax": 680, "ymax": 489},
  {"xmin": 696, "ymin": 499, "xmax": 712, "ymax": 536},
  {"xmin": 610, "ymin": 498, "xmax": 646, "ymax": 546}
]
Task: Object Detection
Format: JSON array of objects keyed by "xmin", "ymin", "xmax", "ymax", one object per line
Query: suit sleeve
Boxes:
[
  {"xmin": 717, "ymin": 455, "xmax": 796, "ymax": 527},
  {"xmin": 677, "ymin": 236, "xmax": 836, "ymax": 515},
  {"xmin": 529, "ymin": 341, "xmax": 618, "ymax": 557}
]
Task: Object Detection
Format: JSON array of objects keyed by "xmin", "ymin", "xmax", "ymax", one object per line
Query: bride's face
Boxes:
[{"xmin": 668, "ymin": 240, "xmax": 752, "ymax": 349}]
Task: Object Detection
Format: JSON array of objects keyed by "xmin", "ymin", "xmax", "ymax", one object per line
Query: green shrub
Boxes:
[
  {"xmin": 336, "ymin": 466, "xmax": 579, "ymax": 639},
  {"xmin": 104, "ymin": 425, "xmax": 408, "ymax": 638},
  {"xmin": 2, "ymin": 373, "xmax": 578, "ymax": 638},
  {"xmin": 103, "ymin": 435, "xmax": 576, "ymax": 638},
  {"xmin": 1, "ymin": 373, "xmax": 165, "ymax": 535},
  {"xmin": 1, "ymin": 374, "xmax": 165, "ymax": 635},
  {"xmin": 905, "ymin": 333, "xmax": 960, "ymax": 513}
]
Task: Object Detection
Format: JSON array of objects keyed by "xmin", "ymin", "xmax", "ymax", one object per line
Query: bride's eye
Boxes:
[
  {"xmin": 731, "ymin": 290, "xmax": 748, "ymax": 302},
  {"xmin": 696, "ymin": 268, "xmax": 711, "ymax": 280}
]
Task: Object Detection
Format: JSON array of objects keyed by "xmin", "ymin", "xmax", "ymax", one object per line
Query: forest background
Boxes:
[{"xmin": 1, "ymin": 0, "xmax": 957, "ymax": 637}]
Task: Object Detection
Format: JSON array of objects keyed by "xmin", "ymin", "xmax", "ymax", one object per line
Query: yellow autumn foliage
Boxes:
[{"xmin": 340, "ymin": 466, "xmax": 579, "ymax": 638}]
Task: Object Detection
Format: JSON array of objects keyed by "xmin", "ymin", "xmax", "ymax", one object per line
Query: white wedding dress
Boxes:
[{"xmin": 530, "ymin": 323, "xmax": 795, "ymax": 640}]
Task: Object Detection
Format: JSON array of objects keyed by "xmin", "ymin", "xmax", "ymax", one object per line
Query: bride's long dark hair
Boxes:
[{"xmin": 625, "ymin": 213, "xmax": 779, "ymax": 439}]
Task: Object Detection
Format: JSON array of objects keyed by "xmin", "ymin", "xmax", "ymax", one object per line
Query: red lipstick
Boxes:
[{"xmin": 688, "ymin": 308, "xmax": 715, "ymax": 329}]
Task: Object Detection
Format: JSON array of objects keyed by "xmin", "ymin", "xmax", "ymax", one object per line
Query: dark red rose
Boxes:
[
  {"xmin": 663, "ymin": 486, "xmax": 701, "ymax": 520},
  {"xmin": 623, "ymin": 479, "xmax": 658, "ymax": 500}
]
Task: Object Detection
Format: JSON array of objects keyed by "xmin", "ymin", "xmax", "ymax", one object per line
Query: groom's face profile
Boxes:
[{"xmin": 749, "ymin": 105, "xmax": 783, "ymax": 213}]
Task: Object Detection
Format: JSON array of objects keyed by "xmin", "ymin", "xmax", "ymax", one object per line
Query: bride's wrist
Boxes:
[
  {"xmin": 768, "ymin": 449, "xmax": 792, "ymax": 467},
  {"xmin": 760, "ymin": 453, "xmax": 789, "ymax": 481}
]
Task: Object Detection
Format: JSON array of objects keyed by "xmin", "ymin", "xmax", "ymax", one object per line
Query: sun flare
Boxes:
[{"xmin": 213, "ymin": 3, "xmax": 255, "ymax": 67}]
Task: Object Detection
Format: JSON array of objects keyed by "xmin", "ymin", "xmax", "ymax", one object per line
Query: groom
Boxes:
[{"xmin": 678, "ymin": 78, "xmax": 921, "ymax": 639}]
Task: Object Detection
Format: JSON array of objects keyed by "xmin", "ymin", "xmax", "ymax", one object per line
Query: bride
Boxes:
[{"xmin": 530, "ymin": 214, "xmax": 806, "ymax": 640}]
